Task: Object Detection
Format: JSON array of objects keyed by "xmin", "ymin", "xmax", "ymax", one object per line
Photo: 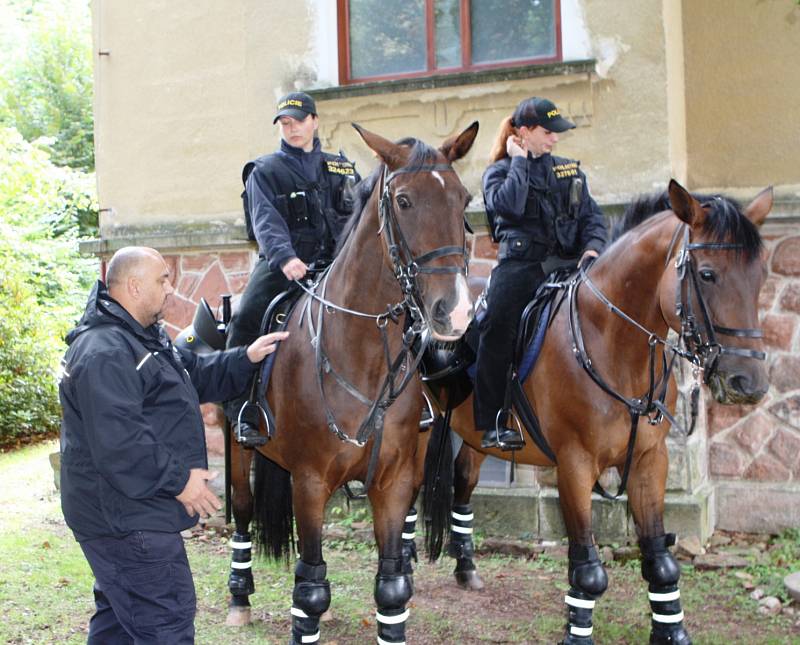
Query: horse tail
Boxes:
[
  {"xmin": 422, "ymin": 412, "xmax": 454, "ymax": 561},
  {"xmin": 252, "ymin": 450, "xmax": 295, "ymax": 562}
]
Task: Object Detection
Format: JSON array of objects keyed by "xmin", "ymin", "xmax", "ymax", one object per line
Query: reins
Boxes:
[
  {"xmin": 294, "ymin": 161, "xmax": 468, "ymax": 489},
  {"xmin": 523, "ymin": 219, "xmax": 765, "ymax": 500}
]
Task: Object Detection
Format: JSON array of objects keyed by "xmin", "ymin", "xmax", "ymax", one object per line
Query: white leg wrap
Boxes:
[
  {"xmin": 450, "ymin": 511, "xmax": 474, "ymax": 522},
  {"xmin": 652, "ymin": 610, "xmax": 685, "ymax": 624},
  {"xmin": 570, "ymin": 625, "xmax": 593, "ymax": 637},
  {"xmin": 375, "ymin": 609, "xmax": 410, "ymax": 624},
  {"xmin": 451, "ymin": 524, "xmax": 473, "ymax": 534},
  {"xmin": 230, "ymin": 560, "xmax": 253, "ymax": 569},
  {"xmin": 564, "ymin": 595, "xmax": 596, "ymax": 609},
  {"xmin": 649, "ymin": 589, "xmax": 680, "ymax": 602}
]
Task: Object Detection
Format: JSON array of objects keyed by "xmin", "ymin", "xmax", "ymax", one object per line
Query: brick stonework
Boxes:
[
  {"xmin": 709, "ymin": 230, "xmax": 800, "ymax": 485},
  {"xmin": 161, "ymin": 251, "xmax": 254, "ymax": 338}
]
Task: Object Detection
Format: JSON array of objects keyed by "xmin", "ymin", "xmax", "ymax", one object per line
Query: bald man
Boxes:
[{"xmin": 58, "ymin": 247, "xmax": 286, "ymax": 644}]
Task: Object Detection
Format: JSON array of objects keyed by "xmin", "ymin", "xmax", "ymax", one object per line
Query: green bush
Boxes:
[{"xmin": 0, "ymin": 126, "xmax": 96, "ymax": 445}]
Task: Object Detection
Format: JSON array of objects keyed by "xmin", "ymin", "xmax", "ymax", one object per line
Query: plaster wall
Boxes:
[
  {"xmin": 92, "ymin": 0, "xmax": 315, "ymax": 236},
  {"xmin": 682, "ymin": 0, "xmax": 800, "ymax": 190}
]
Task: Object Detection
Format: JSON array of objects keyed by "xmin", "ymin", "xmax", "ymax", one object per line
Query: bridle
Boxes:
[
  {"xmin": 562, "ymin": 217, "xmax": 765, "ymax": 499},
  {"xmin": 293, "ymin": 160, "xmax": 469, "ymax": 486},
  {"xmin": 671, "ymin": 223, "xmax": 765, "ymax": 379}
]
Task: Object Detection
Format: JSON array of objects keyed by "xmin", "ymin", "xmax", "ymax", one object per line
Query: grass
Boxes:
[{"xmin": 1, "ymin": 441, "xmax": 799, "ymax": 644}]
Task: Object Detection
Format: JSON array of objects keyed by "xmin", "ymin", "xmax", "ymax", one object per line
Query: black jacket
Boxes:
[
  {"xmin": 483, "ymin": 153, "xmax": 607, "ymax": 259},
  {"xmin": 59, "ymin": 282, "xmax": 257, "ymax": 541},
  {"xmin": 248, "ymin": 138, "xmax": 359, "ymax": 271}
]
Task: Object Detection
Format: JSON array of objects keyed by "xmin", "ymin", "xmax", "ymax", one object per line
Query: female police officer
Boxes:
[
  {"xmin": 225, "ymin": 92, "xmax": 359, "ymax": 446},
  {"xmin": 475, "ymin": 96, "xmax": 607, "ymax": 450}
]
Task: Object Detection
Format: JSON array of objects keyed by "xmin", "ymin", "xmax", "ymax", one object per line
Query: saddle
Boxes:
[
  {"xmin": 419, "ymin": 267, "xmax": 573, "ymax": 410},
  {"xmin": 174, "ymin": 297, "xmax": 229, "ymax": 354}
]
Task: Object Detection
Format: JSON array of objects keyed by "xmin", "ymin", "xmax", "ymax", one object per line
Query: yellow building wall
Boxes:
[
  {"xmin": 91, "ymin": 0, "xmax": 799, "ymax": 233},
  {"xmin": 682, "ymin": 0, "xmax": 800, "ymax": 190},
  {"xmin": 92, "ymin": 0, "xmax": 315, "ymax": 235}
]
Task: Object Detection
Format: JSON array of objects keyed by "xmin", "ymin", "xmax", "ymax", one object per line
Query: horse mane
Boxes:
[
  {"xmin": 334, "ymin": 138, "xmax": 442, "ymax": 257},
  {"xmin": 611, "ymin": 190, "xmax": 763, "ymax": 261}
]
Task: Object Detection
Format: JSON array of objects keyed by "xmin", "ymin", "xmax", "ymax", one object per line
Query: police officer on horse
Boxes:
[
  {"xmin": 225, "ymin": 91, "xmax": 360, "ymax": 446},
  {"xmin": 475, "ymin": 96, "xmax": 607, "ymax": 450}
]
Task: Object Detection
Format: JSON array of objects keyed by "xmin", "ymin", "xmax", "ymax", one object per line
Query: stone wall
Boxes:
[{"xmin": 706, "ymin": 213, "xmax": 800, "ymax": 532}]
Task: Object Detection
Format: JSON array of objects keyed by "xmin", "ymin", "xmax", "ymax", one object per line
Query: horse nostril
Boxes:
[
  {"xmin": 432, "ymin": 298, "xmax": 449, "ymax": 322},
  {"xmin": 728, "ymin": 374, "xmax": 751, "ymax": 395}
]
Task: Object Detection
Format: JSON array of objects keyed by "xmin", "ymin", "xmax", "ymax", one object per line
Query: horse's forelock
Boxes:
[
  {"xmin": 699, "ymin": 195, "xmax": 763, "ymax": 262},
  {"xmin": 612, "ymin": 190, "xmax": 763, "ymax": 262}
]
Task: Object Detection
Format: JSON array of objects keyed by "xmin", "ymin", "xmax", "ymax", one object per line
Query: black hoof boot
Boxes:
[
  {"xmin": 650, "ymin": 625, "xmax": 692, "ymax": 644},
  {"xmin": 480, "ymin": 426, "xmax": 524, "ymax": 451}
]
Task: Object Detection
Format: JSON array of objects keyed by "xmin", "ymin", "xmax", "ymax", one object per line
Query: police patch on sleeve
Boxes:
[{"xmin": 325, "ymin": 159, "xmax": 355, "ymax": 176}]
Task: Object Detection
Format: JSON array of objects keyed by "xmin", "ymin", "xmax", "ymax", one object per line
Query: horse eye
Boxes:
[
  {"xmin": 699, "ymin": 269, "xmax": 716, "ymax": 284},
  {"xmin": 395, "ymin": 194, "xmax": 412, "ymax": 209}
]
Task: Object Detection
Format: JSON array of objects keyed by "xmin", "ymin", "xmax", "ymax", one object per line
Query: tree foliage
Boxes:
[{"xmin": 0, "ymin": 0, "xmax": 94, "ymax": 171}]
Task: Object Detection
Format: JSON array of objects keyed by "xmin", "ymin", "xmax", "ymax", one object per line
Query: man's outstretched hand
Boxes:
[
  {"xmin": 246, "ymin": 331, "xmax": 290, "ymax": 363},
  {"xmin": 176, "ymin": 468, "xmax": 222, "ymax": 518}
]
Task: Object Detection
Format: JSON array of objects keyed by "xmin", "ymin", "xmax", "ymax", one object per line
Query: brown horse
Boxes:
[
  {"xmin": 225, "ymin": 122, "xmax": 479, "ymax": 643},
  {"xmin": 420, "ymin": 181, "xmax": 773, "ymax": 644}
]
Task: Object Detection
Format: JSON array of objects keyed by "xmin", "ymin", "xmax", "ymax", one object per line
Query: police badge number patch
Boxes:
[{"xmin": 325, "ymin": 160, "xmax": 355, "ymax": 176}]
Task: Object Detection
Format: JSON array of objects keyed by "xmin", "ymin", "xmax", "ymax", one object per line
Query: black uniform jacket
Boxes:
[
  {"xmin": 483, "ymin": 153, "xmax": 606, "ymax": 259},
  {"xmin": 59, "ymin": 281, "xmax": 257, "ymax": 541},
  {"xmin": 248, "ymin": 138, "xmax": 358, "ymax": 271}
]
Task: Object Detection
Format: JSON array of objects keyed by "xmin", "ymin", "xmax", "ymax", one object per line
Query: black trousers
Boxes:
[
  {"xmin": 79, "ymin": 531, "xmax": 195, "ymax": 644},
  {"xmin": 473, "ymin": 258, "xmax": 546, "ymax": 431},
  {"xmin": 223, "ymin": 257, "xmax": 290, "ymax": 421}
]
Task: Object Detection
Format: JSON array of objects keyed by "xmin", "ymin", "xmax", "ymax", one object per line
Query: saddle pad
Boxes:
[
  {"xmin": 517, "ymin": 299, "xmax": 551, "ymax": 384},
  {"xmin": 256, "ymin": 289, "xmax": 301, "ymax": 400},
  {"xmin": 464, "ymin": 299, "xmax": 551, "ymax": 386}
]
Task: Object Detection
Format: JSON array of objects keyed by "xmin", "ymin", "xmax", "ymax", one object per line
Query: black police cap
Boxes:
[
  {"xmin": 511, "ymin": 97, "xmax": 575, "ymax": 133},
  {"xmin": 273, "ymin": 92, "xmax": 317, "ymax": 124}
]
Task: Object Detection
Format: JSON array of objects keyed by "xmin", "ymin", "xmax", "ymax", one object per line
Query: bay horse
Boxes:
[
  {"xmin": 225, "ymin": 122, "xmax": 479, "ymax": 644},
  {"xmin": 420, "ymin": 180, "xmax": 773, "ymax": 644}
]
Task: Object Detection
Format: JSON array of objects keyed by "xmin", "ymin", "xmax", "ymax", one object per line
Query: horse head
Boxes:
[
  {"xmin": 352, "ymin": 122, "xmax": 479, "ymax": 342},
  {"xmin": 661, "ymin": 180, "xmax": 773, "ymax": 404}
]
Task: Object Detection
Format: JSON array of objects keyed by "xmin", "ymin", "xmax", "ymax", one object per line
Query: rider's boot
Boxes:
[{"xmin": 235, "ymin": 402, "xmax": 268, "ymax": 449}]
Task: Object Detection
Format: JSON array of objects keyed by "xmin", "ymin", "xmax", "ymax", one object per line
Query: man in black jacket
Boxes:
[
  {"xmin": 59, "ymin": 246, "xmax": 287, "ymax": 644},
  {"xmin": 224, "ymin": 91, "xmax": 360, "ymax": 447}
]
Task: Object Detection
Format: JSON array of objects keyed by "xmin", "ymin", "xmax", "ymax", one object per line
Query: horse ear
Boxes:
[
  {"xmin": 667, "ymin": 179, "xmax": 705, "ymax": 226},
  {"xmin": 351, "ymin": 123, "xmax": 407, "ymax": 170},
  {"xmin": 744, "ymin": 186, "xmax": 773, "ymax": 228},
  {"xmin": 440, "ymin": 121, "xmax": 479, "ymax": 162}
]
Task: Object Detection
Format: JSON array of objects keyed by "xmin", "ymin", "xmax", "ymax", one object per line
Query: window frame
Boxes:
[{"xmin": 336, "ymin": 0, "xmax": 563, "ymax": 85}]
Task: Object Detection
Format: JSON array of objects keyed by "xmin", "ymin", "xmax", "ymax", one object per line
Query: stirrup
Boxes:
[
  {"xmin": 482, "ymin": 410, "xmax": 524, "ymax": 451},
  {"xmin": 235, "ymin": 402, "xmax": 269, "ymax": 448},
  {"xmin": 419, "ymin": 391, "xmax": 435, "ymax": 430}
]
